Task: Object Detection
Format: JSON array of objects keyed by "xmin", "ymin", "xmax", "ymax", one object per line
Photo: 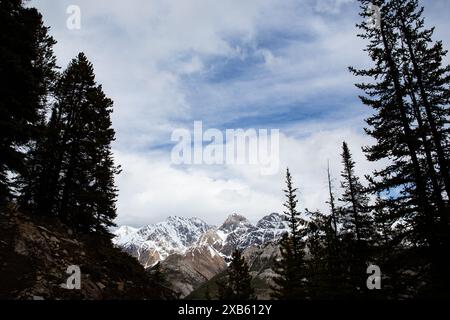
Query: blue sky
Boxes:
[{"xmin": 32, "ymin": 0, "xmax": 450, "ymax": 226}]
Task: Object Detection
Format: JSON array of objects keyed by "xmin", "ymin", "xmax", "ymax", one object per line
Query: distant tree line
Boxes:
[
  {"xmin": 272, "ymin": 0, "xmax": 449, "ymax": 300},
  {"xmin": 0, "ymin": 0, "xmax": 119, "ymax": 235}
]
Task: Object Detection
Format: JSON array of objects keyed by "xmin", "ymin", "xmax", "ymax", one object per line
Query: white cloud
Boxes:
[
  {"xmin": 114, "ymin": 121, "xmax": 386, "ymax": 226},
  {"xmin": 315, "ymin": 0, "xmax": 354, "ymax": 14},
  {"xmin": 31, "ymin": 0, "xmax": 449, "ymax": 226}
]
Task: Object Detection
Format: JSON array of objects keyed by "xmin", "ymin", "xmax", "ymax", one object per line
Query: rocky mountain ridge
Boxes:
[
  {"xmin": 113, "ymin": 216, "xmax": 211, "ymax": 268},
  {"xmin": 113, "ymin": 213, "xmax": 288, "ymax": 266},
  {"xmin": 113, "ymin": 213, "xmax": 289, "ymax": 297}
]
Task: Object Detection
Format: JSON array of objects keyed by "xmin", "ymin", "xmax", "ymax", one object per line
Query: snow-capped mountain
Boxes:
[
  {"xmin": 113, "ymin": 213, "xmax": 289, "ymax": 297},
  {"xmin": 112, "ymin": 216, "xmax": 212, "ymax": 268},
  {"xmin": 113, "ymin": 213, "xmax": 288, "ymax": 270},
  {"xmin": 194, "ymin": 213, "xmax": 289, "ymax": 258},
  {"xmin": 221, "ymin": 212, "xmax": 289, "ymax": 256}
]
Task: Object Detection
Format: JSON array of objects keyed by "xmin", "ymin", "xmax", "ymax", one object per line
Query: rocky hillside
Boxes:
[
  {"xmin": 159, "ymin": 243, "xmax": 227, "ymax": 297},
  {"xmin": 0, "ymin": 205, "xmax": 175, "ymax": 300},
  {"xmin": 114, "ymin": 213, "xmax": 288, "ymax": 297}
]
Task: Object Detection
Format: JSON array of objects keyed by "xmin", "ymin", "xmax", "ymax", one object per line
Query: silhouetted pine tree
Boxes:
[
  {"xmin": 327, "ymin": 161, "xmax": 339, "ymax": 240},
  {"xmin": 271, "ymin": 168, "xmax": 307, "ymax": 299},
  {"xmin": 283, "ymin": 168, "xmax": 304, "ymax": 257},
  {"xmin": 392, "ymin": 0, "xmax": 450, "ymax": 296},
  {"xmin": 351, "ymin": 0, "xmax": 432, "ymax": 235},
  {"xmin": 325, "ymin": 162, "xmax": 345, "ymax": 286},
  {"xmin": 0, "ymin": 0, "xmax": 57, "ymax": 204},
  {"xmin": 305, "ymin": 209, "xmax": 345, "ymax": 299},
  {"xmin": 304, "ymin": 163, "xmax": 347, "ymax": 299},
  {"xmin": 42, "ymin": 53, "xmax": 120, "ymax": 234},
  {"xmin": 217, "ymin": 249, "xmax": 255, "ymax": 300},
  {"xmin": 351, "ymin": 0, "xmax": 449, "ymax": 298},
  {"xmin": 339, "ymin": 142, "xmax": 373, "ymax": 243},
  {"xmin": 19, "ymin": 106, "xmax": 65, "ymax": 216},
  {"xmin": 394, "ymin": 0, "xmax": 450, "ymax": 201},
  {"xmin": 338, "ymin": 142, "xmax": 373, "ymax": 297}
]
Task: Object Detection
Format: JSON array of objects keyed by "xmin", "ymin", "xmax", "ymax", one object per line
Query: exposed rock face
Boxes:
[
  {"xmin": 160, "ymin": 245, "xmax": 227, "ymax": 297},
  {"xmin": 236, "ymin": 213, "xmax": 289, "ymax": 251},
  {"xmin": 217, "ymin": 213, "xmax": 257, "ymax": 257},
  {"xmin": 220, "ymin": 213, "xmax": 254, "ymax": 232},
  {"xmin": 187, "ymin": 241, "xmax": 282, "ymax": 300},
  {"xmin": 0, "ymin": 206, "xmax": 174, "ymax": 300},
  {"xmin": 243, "ymin": 242, "xmax": 282, "ymax": 299}
]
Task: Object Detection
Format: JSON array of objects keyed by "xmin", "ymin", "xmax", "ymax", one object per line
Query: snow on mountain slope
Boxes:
[
  {"xmin": 113, "ymin": 226, "xmax": 141, "ymax": 246},
  {"xmin": 113, "ymin": 213, "xmax": 289, "ymax": 268},
  {"xmin": 113, "ymin": 212, "xmax": 289, "ymax": 297},
  {"xmin": 212, "ymin": 212, "xmax": 289, "ymax": 257},
  {"xmin": 112, "ymin": 216, "xmax": 212, "ymax": 268}
]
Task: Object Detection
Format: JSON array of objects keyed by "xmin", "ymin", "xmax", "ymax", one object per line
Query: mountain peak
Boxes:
[
  {"xmin": 114, "ymin": 225, "xmax": 138, "ymax": 235},
  {"xmin": 113, "ymin": 215, "xmax": 212, "ymax": 268},
  {"xmin": 225, "ymin": 213, "xmax": 248, "ymax": 222},
  {"xmin": 166, "ymin": 215, "xmax": 188, "ymax": 223},
  {"xmin": 220, "ymin": 213, "xmax": 251, "ymax": 231},
  {"xmin": 256, "ymin": 213, "xmax": 286, "ymax": 229},
  {"xmin": 114, "ymin": 212, "xmax": 288, "ymax": 271},
  {"xmin": 166, "ymin": 215, "xmax": 208, "ymax": 225}
]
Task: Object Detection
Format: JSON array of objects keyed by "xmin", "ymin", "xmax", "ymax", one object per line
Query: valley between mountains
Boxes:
[{"xmin": 113, "ymin": 213, "xmax": 288, "ymax": 298}]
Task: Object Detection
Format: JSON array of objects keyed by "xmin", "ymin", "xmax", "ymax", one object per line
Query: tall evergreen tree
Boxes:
[
  {"xmin": 351, "ymin": 0, "xmax": 449, "ymax": 297},
  {"xmin": 393, "ymin": 3, "xmax": 450, "ymax": 292},
  {"xmin": 338, "ymin": 142, "xmax": 373, "ymax": 297},
  {"xmin": 339, "ymin": 142, "xmax": 372, "ymax": 244},
  {"xmin": 57, "ymin": 53, "xmax": 119, "ymax": 234},
  {"xmin": 217, "ymin": 249, "xmax": 255, "ymax": 300},
  {"xmin": 303, "ymin": 163, "xmax": 346, "ymax": 299},
  {"xmin": 19, "ymin": 106, "xmax": 65, "ymax": 216},
  {"xmin": 0, "ymin": 0, "xmax": 57, "ymax": 204},
  {"xmin": 271, "ymin": 168, "xmax": 307, "ymax": 299},
  {"xmin": 394, "ymin": 0, "xmax": 450, "ymax": 201},
  {"xmin": 392, "ymin": 0, "xmax": 450, "ymax": 297},
  {"xmin": 283, "ymin": 168, "xmax": 304, "ymax": 258},
  {"xmin": 350, "ymin": 0, "xmax": 432, "ymax": 241},
  {"xmin": 24, "ymin": 53, "xmax": 120, "ymax": 234},
  {"xmin": 327, "ymin": 161, "xmax": 339, "ymax": 239},
  {"xmin": 305, "ymin": 208, "xmax": 345, "ymax": 299}
]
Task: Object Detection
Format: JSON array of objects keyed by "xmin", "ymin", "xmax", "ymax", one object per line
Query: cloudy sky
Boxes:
[{"xmin": 32, "ymin": 0, "xmax": 450, "ymax": 226}]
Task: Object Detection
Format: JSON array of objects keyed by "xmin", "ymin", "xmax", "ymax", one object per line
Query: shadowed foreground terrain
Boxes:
[{"xmin": 0, "ymin": 205, "xmax": 174, "ymax": 300}]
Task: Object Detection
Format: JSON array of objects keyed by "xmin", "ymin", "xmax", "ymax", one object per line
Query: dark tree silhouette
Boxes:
[
  {"xmin": 217, "ymin": 249, "xmax": 255, "ymax": 300},
  {"xmin": 339, "ymin": 142, "xmax": 372, "ymax": 244},
  {"xmin": 303, "ymin": 163, "xmax": 345, "ymax": 299},
  {"xmin": 56, "ymin": 53, "xmax": 120, "ymax": 234},
  {"xmin": 338, "ymin": 142, "xmax": 373, "ymax": 297},
  {"xmin": 21, "ymin": 53, "xmax": 120, "ymax": 234},
  {"xmin": 271, "ymin": 168, "xmax": 307, "ymax": 299},
  {"xmin": 0, "ymin": 0, "xmax": 57, "ymax": 204},
  {"xmin": 351, "ymin": 0, "xmax": 450, "ymax": 298}
]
